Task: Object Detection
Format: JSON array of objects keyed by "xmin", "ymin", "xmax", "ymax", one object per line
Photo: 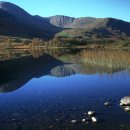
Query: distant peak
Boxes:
[
  {"xmin": 0, "ymin": 1, "xmax": 22, "ymax": 10},
  {"xmin": 0, "ymin": 1, "xmax": 7, "ymax": 3},
  {"xmin": 0, "ymin": 1, "xmax": 15, "ymax": 6},
  {"xmin": 50, "ymin": 15, "xmax": 75, "ymax": 18},
  {"xmin": 0, "ymin": 1, "xmax": 31, "ymax": 19}
]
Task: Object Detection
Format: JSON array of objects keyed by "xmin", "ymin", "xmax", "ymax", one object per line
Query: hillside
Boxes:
[
  {"xmin": 48, "ymin": 15, "xmax": 75, "ymax": 28},
  {"xmin": 48, "ymin": 16, "xmax": 103, "ymax": 28},
  {"xmin": 0, "ymin": 1, "xmax": 61, "ymax": 40},
  {"xmin": 55, "ymin": 17, "xmax": 130, "ymax": 39},
  {"xmin": 0, "ymin": 1, "xmax": 130, "ymax": 41}
]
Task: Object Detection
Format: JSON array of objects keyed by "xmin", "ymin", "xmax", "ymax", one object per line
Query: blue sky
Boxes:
[{"xmin": 4, "ymin": 0, "xmax": 130, "ymax": 21}]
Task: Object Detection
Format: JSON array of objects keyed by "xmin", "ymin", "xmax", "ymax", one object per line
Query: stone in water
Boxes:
[
  {"xmin": 71, "ymin": 120, "xmax": 77, "ymax": 124},
  {"xmin": 120, "ymin": 96, "xmax": 130, "ymax": 105},
  {"xmin": 88, "ymin": 111, "xmax": 95, "ymax": 116},
  {"xmin": 104, "ymin": 102, "xmax": 110, "ymax": 106},
  {"xmin": 91, "ymin": 117, "xmax": 98, "ymax": 123},
  {"xmin": 124, "ymin": 106, "xmax": 130, "ymax": 112}
]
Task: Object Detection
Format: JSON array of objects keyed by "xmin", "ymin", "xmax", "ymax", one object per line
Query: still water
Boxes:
[{"xmin": 0, "ymin": 48, "xmax": 130, "ymax": 130}]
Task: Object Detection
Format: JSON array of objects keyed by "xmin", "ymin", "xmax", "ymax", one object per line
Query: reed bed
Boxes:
[{"xmin": 80, "ymin": 49, "xmax": 130, "ymax": 71}]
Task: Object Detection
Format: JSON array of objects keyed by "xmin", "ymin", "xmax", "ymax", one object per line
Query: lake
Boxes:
[{"xmin": 0, "ymin": 48, "xmax": 130, "ymax": 130}]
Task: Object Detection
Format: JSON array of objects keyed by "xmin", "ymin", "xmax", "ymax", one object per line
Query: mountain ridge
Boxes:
[
  {"xmin": 0, "ymin": 1, "xmax": 61, "ymax": 40},
  {"xmin": 48, "ymin": 15, "xmax": 130, "ymax": 29},
  {"xmin": 0, "ymin": 1, "xmax": 130, "ymax": 40},
  {"xmin": 0, "ymin": 1, "xmax": 31, "ymax": 20},
  {"xmin": 52, "ymin": 16, "xmax": 130, "ymax": 39}
]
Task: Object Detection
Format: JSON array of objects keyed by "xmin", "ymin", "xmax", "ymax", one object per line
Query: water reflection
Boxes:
[
  {"xmin": 0, "ymin": 48, "xmax": 130, "ymax": 130},
  {"xmin": 0, "ymin": 54, "xmax": 64, "ymax": 93},
  {"xmin": 1, "ymin": 48, "xmax": 130, "ymax": 93}
]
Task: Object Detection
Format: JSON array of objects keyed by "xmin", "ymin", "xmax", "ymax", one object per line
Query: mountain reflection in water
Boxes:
[
  {"xmin": 1, "ymin": 48, "xmax": 130, "ymax": 130},
  {"xmin": 0, "ymin": 48, "xmax": 130, "ymax": 93}
]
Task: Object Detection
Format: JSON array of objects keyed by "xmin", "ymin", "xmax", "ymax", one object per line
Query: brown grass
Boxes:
[{"xmin": 80, "ymin": 49, "xmax": 130, "ymax": 71}]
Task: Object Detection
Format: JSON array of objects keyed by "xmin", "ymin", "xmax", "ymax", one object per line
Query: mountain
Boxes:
[
  {"xmin": 48, "ymin": 15, "xmax": 130, "ymax": 30},
  {"xmin": 48, "ymin": 15, "xmax": 103, "ymax": 28},
  {"xmin": 34, "ymin": 15, "xmax": 50, "ymax": 22},
  {"xmin": 0, "ymin": 1, "xmax": 31, "ymax": 20},
  {"xmin": 52, "ymin": 16, "xmax": 130, "ymax": 39},
  {"xmin": 50, "ymin": 64, "xmax": 80, "ymax": 77},
  {"xmin": 0, "ymin": 1, "xmax": 61, "ymax": 40},
  {"xmin": 0, "ymin": 1, "xmax": 130, "ymax": 40},
  {"xmin": 48, "ymin": 15, "xmax": 75, "ymax": 28}
]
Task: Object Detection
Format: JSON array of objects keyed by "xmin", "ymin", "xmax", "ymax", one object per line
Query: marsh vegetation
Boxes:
[{"xmin": 80, "ymin": 49, "xmax": 130, "ymax": 73}]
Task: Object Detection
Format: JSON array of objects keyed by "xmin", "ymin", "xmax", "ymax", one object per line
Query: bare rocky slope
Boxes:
[{"xmin": 49, "ymin": 15, "xmax": 130, "ymax": 39}]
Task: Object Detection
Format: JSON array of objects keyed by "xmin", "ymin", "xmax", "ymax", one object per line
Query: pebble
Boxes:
[
  {"xmin": 124, "ymin": 106, "xmax": 130, "ymax": 112},
  {"xmin": 82, "ymin": 118, "xmax": 90, "ymax": 123},
  {"xmin": 120, "ymin": 102, "xmax": 123, "ymax": 106},
  {"xmin": 91, "ymin": 116, "xmax": 98, "ymax": 123},
  {"xmin": 88, "ymin": 111, "xmax": 95, "ymax": 116},
  {"xmin": 82, "ymin": 118, "xmax": 86, "ymax": 122},
  {"xmin": 104, "ymin": 102, "xmax": 110, "ymax": 106},
  {"xmin": 71, "ymin": 120, "xmax": 77, "ymax": 124}
]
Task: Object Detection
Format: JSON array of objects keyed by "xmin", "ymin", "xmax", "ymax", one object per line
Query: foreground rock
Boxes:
[
  {"xmin": 124, "ymin": 106, "xmax": 130, "ymax": 112},
  {"xmin": 120, "ymin": 102, "xmax": 123, "ymax": 106},
  {"xmin": 104, "ymin": 102, "xmax": 110, "ymax": 106},
  {"xmin": 71, "ymin": 120, "xmax": 77, "ymax": 124},
  {"xmin": 91, "ymin": 117, "xmax": 98, "ymax": 123},
  {"xmin": 120, "ymin": 96, "xmax": 130, "ymax": 105},
  {"xmin": 87, "ymin": 111, "xmax": 95, "ymax": 116},
  {"xmin": 82, "ymin": 118, "xmax": 90, "ymax": 124}
]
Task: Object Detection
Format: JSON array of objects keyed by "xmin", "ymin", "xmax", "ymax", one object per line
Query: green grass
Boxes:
[{"xmin": 57, "ymin": 31, "xmax": 76, "ymax": 38}]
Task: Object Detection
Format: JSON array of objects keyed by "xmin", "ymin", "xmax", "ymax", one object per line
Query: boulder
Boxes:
[
  {"xmin": 120, "ymin": 96, "xmax": 130, "ymax": 105},
  {"xmin": 124, "ymin": 106, "xmax": 130, "ymax": 112}
]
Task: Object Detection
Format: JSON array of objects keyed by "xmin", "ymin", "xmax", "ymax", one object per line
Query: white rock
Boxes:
[
  {"xmin": 82, "ymin": 119, "xmax": 86, "ymax": 122},
  {"xmin": 71, "ymin": 120, "xmax": 77, "ymax": 124},
  {"xmin": 88, "ymin": 111, "xmax": 95, "ymax": 116},
  {"xmin": 120, "ymin": 96, "xmax": 130, "ymax": 105},
  {"xmin": 82, "ymin": 118, "xmax": 90, "ymax": 123},
  {"xmin": 120, "ymin": 102, "xmax": 123, "ymax": 106},
  {"xmin": 104, "ymin": 102, "xmax": 110, "ymax": 106},
  {"xmin": 124, "ymin": 106, "xmax": 130, "ymax": 112},
  {"xmin": 91, "ymin": 117, "xmax": 98, "ymax": 123}
]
